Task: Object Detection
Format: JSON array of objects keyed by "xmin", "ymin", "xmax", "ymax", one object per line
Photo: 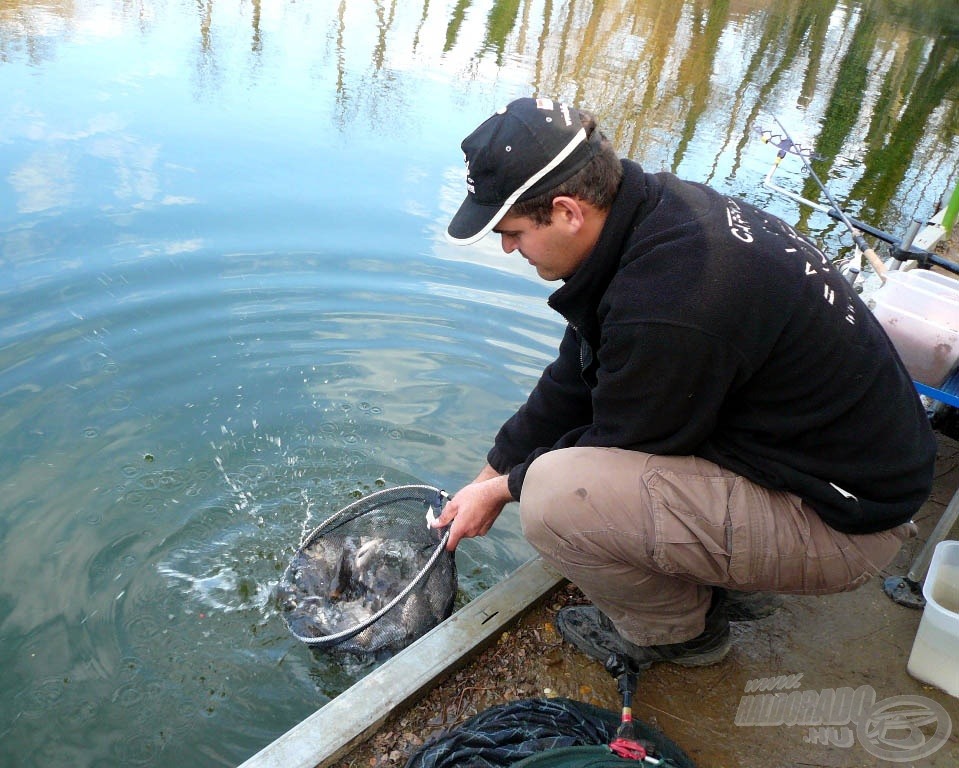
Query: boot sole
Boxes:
[{"xmin": 663, "ymin": 640, "xmax": 732, "ymax": 667}]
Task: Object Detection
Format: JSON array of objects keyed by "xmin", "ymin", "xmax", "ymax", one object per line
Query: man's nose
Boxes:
[{"xmin": 500, "ymin": 234, "xmax": 516, "ymax": 253}]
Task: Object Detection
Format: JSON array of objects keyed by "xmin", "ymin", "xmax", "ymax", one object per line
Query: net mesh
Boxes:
[{"xmin": 278, "ymin": 484, "xmax": 457, "ymax": 655}]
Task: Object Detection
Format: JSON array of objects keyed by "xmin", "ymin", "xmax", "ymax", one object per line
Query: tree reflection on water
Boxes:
[{"xmin": 1, "ymin": 0, "xmax": 956, "ymax": 241}]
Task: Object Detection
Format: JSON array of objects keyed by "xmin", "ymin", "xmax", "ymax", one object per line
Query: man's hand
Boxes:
[{"xmin": 431, "ymin": 467, "xmax": 514, "ymax": 551}]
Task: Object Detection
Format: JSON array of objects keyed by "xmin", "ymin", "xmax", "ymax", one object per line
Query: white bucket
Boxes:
[{"xmin": 907, "ymin": 540, "xmax": 959, "ymax": 697}]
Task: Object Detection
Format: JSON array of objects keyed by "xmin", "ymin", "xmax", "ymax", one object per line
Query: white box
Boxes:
[
  {"xmin": 878, "ymin": 271, "xmax": 959, "ymax": 330},
  {"xmin": 908, "ymin": 269, "xmax": 959, "ymax": 297},
  {"xmin": 907, "ymin": 541, "xmax": 959, "ymax": 697},
  {"xmin": 872, "ymin": 272, "xmax": 959, "ymax": 387}
]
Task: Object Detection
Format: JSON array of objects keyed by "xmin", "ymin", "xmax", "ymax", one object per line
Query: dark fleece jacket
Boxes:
[{"xmin": 487, "ymin": 160, "xmax": 936, "ymax": 534}]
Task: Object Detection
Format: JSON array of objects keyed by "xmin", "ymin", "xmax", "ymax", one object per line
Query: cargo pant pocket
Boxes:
[
  {"xmin": 644, "ymin": 465, "xmax": 911, "ymax": 594},
  {"xmin": 645, "ymin": 469, "xmax": 764, "ymax": 587}
]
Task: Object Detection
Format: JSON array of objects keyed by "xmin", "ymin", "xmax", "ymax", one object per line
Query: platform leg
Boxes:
[{"xmin": 884, "ymin": 486, "xmax": 959, "ymax": 608}]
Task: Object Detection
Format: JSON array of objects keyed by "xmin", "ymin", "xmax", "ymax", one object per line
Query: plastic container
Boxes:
[
  {"xmin": 871, "ymin": 272, "xmax": 959, "ymax": 387},
  {"xmin": 876, "ymin": 271, "xmax": 959, "ymax": 330},
  {"xmin": 908, "ymin": 269, "xmax": 959, "ymax": 297},
  {"xmin": 907, "ymin": 541, "xmax": 959, "ymax": 697}
]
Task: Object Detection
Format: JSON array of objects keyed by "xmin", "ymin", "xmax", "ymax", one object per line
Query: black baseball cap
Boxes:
[{"xmin": 446, "ymin": 97, "xmax": 600, "ymax": 245}]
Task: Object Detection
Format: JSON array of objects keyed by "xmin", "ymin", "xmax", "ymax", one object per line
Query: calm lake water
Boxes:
[{"xmin": 1, "ymin": 0, "xmax": 957, "ymax": 765}]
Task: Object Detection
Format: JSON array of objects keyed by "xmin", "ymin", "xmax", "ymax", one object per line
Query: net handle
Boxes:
[{"xmin": 297, "ymin": 486, "xmax": 452, "ymax": 647}]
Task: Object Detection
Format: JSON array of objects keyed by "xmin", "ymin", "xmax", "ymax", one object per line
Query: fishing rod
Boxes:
[
  {"xmin": 760, "ymin": 116, "xmax": 888, "ymax": 282},
  {"xmin": 757, "ymin": 126, "xmax": 959, "ymax": 277},
  {"xmin": 756, "ymin": 131, "xmax": 892, "ymax": 242}
]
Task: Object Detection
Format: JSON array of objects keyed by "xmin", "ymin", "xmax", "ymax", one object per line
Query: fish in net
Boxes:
[{"xmin": 277, "ymin": 484, "xmax": 457, "ymax": 655}]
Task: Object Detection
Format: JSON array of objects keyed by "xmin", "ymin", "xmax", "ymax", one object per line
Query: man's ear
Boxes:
[{"xmin": 550, "ymin": 196, "xmax": 586, "ymax": 232}]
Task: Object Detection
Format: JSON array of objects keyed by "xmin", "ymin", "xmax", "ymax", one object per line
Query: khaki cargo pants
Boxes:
[{"xmin": 520, "ymin": 447, "xmax": 915, "ymax": 646}]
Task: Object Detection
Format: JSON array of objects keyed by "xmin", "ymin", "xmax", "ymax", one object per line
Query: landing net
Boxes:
[{"xmin": 278, "ymin": 484, "xmax": 456, "ymax": 655}]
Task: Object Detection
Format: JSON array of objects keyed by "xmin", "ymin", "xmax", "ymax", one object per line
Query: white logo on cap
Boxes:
[
  {"xmin": 465, "ymin": 159, "xmax": 475, "ymax": 194},
  {"xmin": 535, "ymin": 98, "xmax": 554, "ymax": 110}
]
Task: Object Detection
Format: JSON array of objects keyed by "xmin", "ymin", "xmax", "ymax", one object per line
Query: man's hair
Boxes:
[{"xmin": 508, "ymin": 111, "xmax": 622, "ymax": 226}]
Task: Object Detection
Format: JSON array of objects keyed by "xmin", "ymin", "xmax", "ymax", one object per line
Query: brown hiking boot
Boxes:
[{"xmin": 555, "ymin": 594, "xmax": 731, "ymax": 670}]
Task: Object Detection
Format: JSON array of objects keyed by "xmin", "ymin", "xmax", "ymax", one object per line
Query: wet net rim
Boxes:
[{"xmin": 288, "ymin": 483, "xmax": 451, "ymax": 647}]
